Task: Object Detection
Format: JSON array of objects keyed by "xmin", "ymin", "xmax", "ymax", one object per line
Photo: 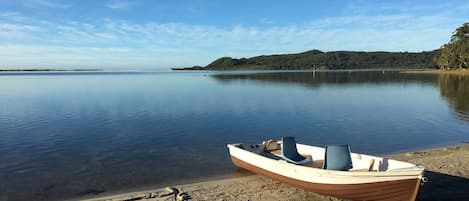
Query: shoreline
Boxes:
[
  {"xmin": 403, "ymin": 69, "xmax": 469, "ymax": 75},
  {"xmin": 170, "ymin": 68, "xmax": 431, "ymax": 72},
  {"xmin": 0, "ymin": 69, "xmax": 101, "ymax": 72},
  {"xmin": 79, "ymin": 143, "xmax": 469, "ymax": 201}
]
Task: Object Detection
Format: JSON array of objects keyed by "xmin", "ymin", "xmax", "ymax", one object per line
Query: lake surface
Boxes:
[{"xmin": 0, "ymin": 71, "xmax": 468, "ymax": 201}]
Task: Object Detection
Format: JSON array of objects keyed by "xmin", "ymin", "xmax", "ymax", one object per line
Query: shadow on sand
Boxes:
[{"xmin": 417, "ymin": 170, "xmax": 469, "ymax": 201}]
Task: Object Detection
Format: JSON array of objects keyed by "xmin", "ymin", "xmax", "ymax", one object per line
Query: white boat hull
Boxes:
[{"xmin": 227, "ymin": 143, "xmax": 424, "ymax": 201}]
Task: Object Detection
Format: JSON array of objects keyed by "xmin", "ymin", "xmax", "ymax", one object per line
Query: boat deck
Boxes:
[
  {"xmin": 268, "ymin": 149, "xmax": 324, "ymax": 168},
  {"xmin": 241, "ymin": 144, "xmax": 376, "ymax": 172}
]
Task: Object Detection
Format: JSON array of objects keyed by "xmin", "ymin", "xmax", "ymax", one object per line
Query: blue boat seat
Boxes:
[
  {"xmin": 281, "ymin": 137, "xmax": 313, "ymax": 165},
  {"xmin": 323, "ymin": 144, "xmax": 353, "ymax": 170}
]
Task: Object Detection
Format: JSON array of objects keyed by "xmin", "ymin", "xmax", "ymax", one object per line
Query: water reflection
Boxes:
[
  {"xmin": 438, "ymin": 74, "xmax": 469, "ymax": 122},
  {"xmin": 211, "ymin": 71, "xmax": 469, "ymax": 123},
  {"xmin": 211, "ymin": 71, "xmax": 438, "ymax": 87}
]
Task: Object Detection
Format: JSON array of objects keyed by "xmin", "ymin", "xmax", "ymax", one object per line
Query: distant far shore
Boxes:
[
  {"xmin": 0, "ymin": 68, "xmax": 101, "ymax": 72},
  {"xmin": 171, "ymin": 68, "xmax": 436, "ymax": 72},
  {"xmin": 172, "ymin": 49, "xmax": 439, "ymax": 71},
  {"xmin": 403, "ymin": 69, "xmax": 469, "ymax": 76}
]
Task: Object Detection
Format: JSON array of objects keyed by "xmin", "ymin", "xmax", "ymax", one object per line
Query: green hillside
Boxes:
[{"xmin": 202, "ymin": 50, "xmax": 439, "ymax": 70}]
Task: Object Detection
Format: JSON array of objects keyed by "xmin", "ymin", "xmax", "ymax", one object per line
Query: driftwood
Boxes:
[{"xmin": 88, "ymin": 186, "xmax": 191, "ymax": 201}]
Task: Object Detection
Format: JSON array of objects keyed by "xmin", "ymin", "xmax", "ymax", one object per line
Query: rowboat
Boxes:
[{"xmin": 227, "ymin": 137, "xmax": 425, "ymax": 201}]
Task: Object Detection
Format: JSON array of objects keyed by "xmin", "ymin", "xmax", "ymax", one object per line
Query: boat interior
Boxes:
[{"xmin": 235, "ymin": 138, "xmax": 420, "ymax": 172}]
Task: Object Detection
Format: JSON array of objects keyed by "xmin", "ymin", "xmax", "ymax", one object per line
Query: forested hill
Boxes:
[{"xmin": 199, "ymin": 50, "xmax": 440, "ymax": 70}]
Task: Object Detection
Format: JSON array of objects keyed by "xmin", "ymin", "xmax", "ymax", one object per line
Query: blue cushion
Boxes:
[
  {"xmin": 323, "ymin": 145, "xmax": 353, "ymax": 170},
  {"xmin": 281, "ymin": 137, "xmax": 313, "ymax": 165}
]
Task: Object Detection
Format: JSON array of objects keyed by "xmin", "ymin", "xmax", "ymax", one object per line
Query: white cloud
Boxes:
[
  {"xmin": 0, "ymin": 23, "xmax": 40, "ymax": 32},
  {"xmin": 0, "ymin": 22, "xmax": 41, "ymax": 39},
  {"xmin": 106, "ymin": 0, "xmax": 132, "ymax": 10},
  {"xmin": 0, "ymin": 12, "xmax": 30, "ymax": 22},
  {"xmin": 24, "ymin": 0, "xmax": 71, "ymax": 9},
  {"xmin": 0, "ymin": 44, "xmax": 146, "ymax": 68}
]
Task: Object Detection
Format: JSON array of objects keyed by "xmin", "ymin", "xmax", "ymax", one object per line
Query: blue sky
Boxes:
[{"xmin": 0, "ymin": 0, "xmax": 468, "ymax": 69}]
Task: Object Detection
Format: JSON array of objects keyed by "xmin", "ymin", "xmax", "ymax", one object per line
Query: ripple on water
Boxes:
[{"xmin": 456, "ymin": 111, "xmax": 469, "ymax": 122}]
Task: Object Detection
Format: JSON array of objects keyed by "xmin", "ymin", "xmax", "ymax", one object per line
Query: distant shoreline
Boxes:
[
  {"xmin": 171, "ymin": 68, "xmax": 434, "ymax": 72},
  {"xmin": 403, "ymin": 69, "xmax": 469, "ymax": 76},
  {"xmin": 171, "ymin": 49, "xmax": 439, "ymax": 71},
  {"xmin": 0, "ymin": 69, "xmax": 101, "ymax": 72}
]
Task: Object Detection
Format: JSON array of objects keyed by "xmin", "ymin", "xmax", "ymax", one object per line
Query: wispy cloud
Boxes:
[
  {"xmin": 0, "ymin": 22, "xmax": 41, "ymax": 39},
  {"xmin": 0, "ymin": 23, "xmax": 40, "ymax": 32},
  {"xmin": 24, "ymin": 0, "xmax": 71, "ymax": 9},
  {"xmin": 259, "ymin": 18, "xmax": 274, "ymax": 25},
  {"xmin": 106, "ymin": 0, "xmax": 132, "ymax": 10},
  {"xmin": 0, "ymin": 12, "xmax": 31, "ymax": 22}
]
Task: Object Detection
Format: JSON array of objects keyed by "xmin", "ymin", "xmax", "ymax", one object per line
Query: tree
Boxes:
[{"xmin": 437, "ymin": 23, "xmax": 469, "ymax": 69}]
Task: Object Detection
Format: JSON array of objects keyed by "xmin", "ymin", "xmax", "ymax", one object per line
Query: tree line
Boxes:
[
  {"xmin": 204, "ymin": 50, "xmax": 439, "ymax": 70},
  {"xmin": 436, "ymin": 23, "xmax": 469, "ymax": 69}
]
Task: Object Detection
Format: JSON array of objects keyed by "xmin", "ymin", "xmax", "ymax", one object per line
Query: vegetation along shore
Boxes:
[{"xmin": 172, "ymin": 50, "xmax": 439, "ymax": 71}]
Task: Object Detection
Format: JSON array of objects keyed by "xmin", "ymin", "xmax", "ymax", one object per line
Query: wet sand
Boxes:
[{"xmin": 79, "ymin": 143, "xmax": 469, "ymax": 201}]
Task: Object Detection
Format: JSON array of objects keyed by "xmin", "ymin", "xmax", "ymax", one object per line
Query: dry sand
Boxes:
[
  {"xmin": 403, "ymin": 69, "xmax": 469, "ymax": 76},
  {"xmin": 79, "ymin": 144, "xmax": 469, "ymax": 201}
]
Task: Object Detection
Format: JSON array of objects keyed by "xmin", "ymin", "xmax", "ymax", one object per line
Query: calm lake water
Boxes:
[{"xmin": 0, "ymin": 71, "xmax": 468, "ymax": 201}]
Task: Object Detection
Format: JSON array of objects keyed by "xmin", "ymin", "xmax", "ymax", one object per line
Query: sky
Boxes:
[{"xmin": 0, "ymin": 0, "xmax": 468, "ymax": 69}]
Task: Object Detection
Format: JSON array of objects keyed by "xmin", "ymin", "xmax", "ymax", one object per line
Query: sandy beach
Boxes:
[
  {"xmin": 403, "ymin": 69, "xmax": 469, "ymax": 76},
  {"xmin": 78, "ymin": 143, "xmax": 469, "ymax": 201}
]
